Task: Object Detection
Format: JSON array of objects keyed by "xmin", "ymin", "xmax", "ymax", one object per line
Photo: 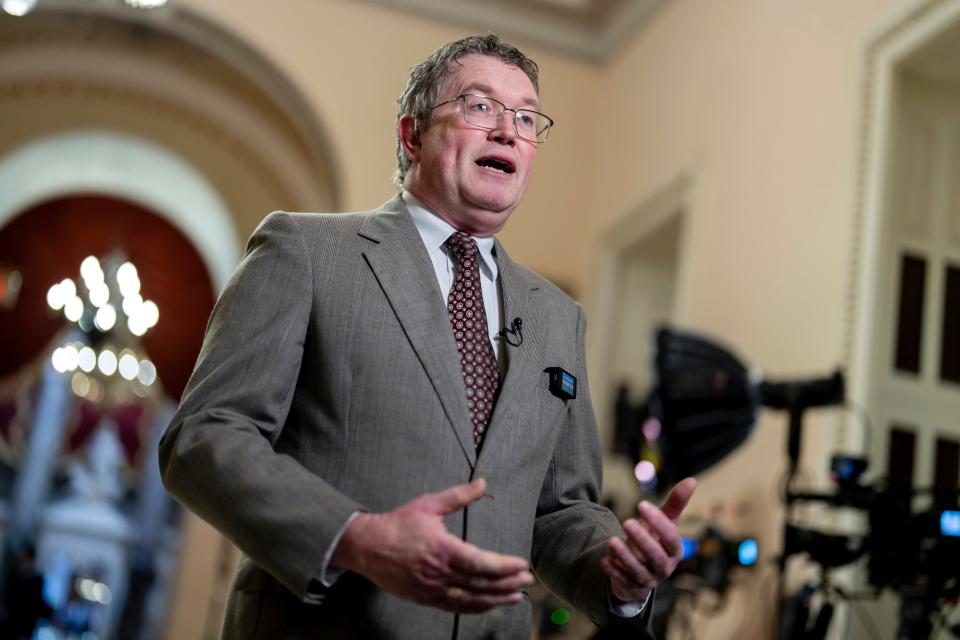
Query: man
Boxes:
[{"xmin": 159, "ymin": 35, "xmax": 696, "ymax": 639}]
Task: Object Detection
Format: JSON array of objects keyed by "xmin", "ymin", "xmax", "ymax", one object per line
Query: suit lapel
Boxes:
[
  {"xmin": 481, "ymin": 240, "xmax": 544, "ymax": 461},
  {"xmin": 358, "ymin": 197, "xmax": 477, "ymax": 466}
]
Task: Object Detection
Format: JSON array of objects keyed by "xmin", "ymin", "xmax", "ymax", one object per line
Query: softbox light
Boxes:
[
  {"xmin": 647, "ymin": 328, "xmax": 761, "ymax": 484},
  {"xmin": 646, "ymin": 327, "xmax": 844, "ymax": 484}
]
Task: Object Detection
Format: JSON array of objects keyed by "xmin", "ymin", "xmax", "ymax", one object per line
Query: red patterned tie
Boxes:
[{"xmin": 445, "ymin": 232, "xmax": 500, "ymax": 449}]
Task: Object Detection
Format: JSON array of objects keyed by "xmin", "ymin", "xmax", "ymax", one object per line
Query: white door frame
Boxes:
[
  {"xmin": 587, "ymin": 173, "xmax": 695, "ymax": 451},
  {"xmin": 843, "ymin": 0, "xmax": 960, "ymax": 453}
]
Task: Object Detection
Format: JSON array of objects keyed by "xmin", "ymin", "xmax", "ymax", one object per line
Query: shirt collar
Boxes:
[{"xmin": 402, "ymin": 190, "xmax": 498, "ymax": 279}]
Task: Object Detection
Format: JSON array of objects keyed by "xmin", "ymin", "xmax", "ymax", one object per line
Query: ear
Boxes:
[{"xmin": 398, "ymin": 114, "xmax": 421, "ymax": 163}]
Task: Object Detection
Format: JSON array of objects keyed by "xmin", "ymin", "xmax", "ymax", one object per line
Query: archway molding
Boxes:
[{"xmin": 0, "ymin": 129, "xmax": 237, "ymax": 290}]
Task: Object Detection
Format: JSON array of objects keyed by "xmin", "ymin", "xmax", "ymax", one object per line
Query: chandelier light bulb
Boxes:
[
  {"xmin": 80, "ymin": 256, "xmax": 103, "ymax": 284},
  {"xmin": 124, "ymin": 0, "xmax": 168, "ymax": 8},
  {"xmin": 59, "ymin": 278, "xmax": 77, "ymax": 299},
  {"xmin": 71, "ymin": 372, "xmax": 91, "ymax": 398},
  {"xmin": 78, "ymin": 347, "xmax": 97, "ymax": 373},
  {"xmin": 141, "ymin": 300, "xmax": 160, "ymax": 328},
  {"xmin": 88, "ymin": 283, "xmax": 110, "ymax": 307},
  {"xmin": 51, "ymin": 348, "xmax": 67, "ymax": 373},
  {"xmin": 86, "ymin": 378, "xmax": 104, "ymax": 403},
  {"xmin": 2, "ymin": 0, "xmax": 38, "ymax": 16},
  {"xmin": 47, "ymin": 283, "xmax": 65, "ymax": 311},
  {"xmin": 94, "ymin": 304, "xmax": 117, "ymax": 331},
  {"xmin": 98, "ymin": 349, "xmax": 118, "ymax": 376},
  {"xmin": 138, "ymin": 359, "xmax": 157, "ymax": 386},
  {"xmin": 117, "ymin": 262, "xmax": 140, "ymax": 297},
  {"xmin": 122, "ymin": 293, "xmax": 142, "ymax": 317},
  {"xmin": 118, "ymin": 353, "xmax": 139, "ymax": 381},
  {"xmin": 64, "ymin": 296, "xmax": 84, "ymax": 322},
  {"xmin": 62, "ymin": 345, "xmax": 80, "ymax": 371},
  {"xmin": 128, "ymin": 316, "xmax": 147, "ymax": 337}
]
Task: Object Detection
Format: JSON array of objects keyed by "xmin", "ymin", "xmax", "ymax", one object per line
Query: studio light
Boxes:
[
  {"xmin": 643, "ymin": 326, "xmax": 957, "ymax": 639},
  {"xmin": 646, "ymin": 327, "xmax": 843, "ymax": 484}
]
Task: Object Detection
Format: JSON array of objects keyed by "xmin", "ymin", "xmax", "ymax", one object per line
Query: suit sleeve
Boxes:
[
  {"xmin": 531, "ymin": 306, "xmax": 651, "ymax": 625},
  {"xmin": 158, "ymin": 211, "xmax": 363, "ymax": 600}
]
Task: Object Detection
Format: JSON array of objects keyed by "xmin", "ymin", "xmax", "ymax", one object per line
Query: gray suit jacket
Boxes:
[{"xmin": 159, "ymin": 195, "xmax": 633, "ymax": 639}]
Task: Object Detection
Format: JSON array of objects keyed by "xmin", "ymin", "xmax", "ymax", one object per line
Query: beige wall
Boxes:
[
  {"xmin": 592, "ymin": 0, "xmax": 897, "ymax": 355},
  {"xmin": 581, "ymin": 1, "xmax": 923, "ymax": 635},
  {"xmin": 182, "ymin": 0, "xmax": 603, "ymax": 291}
]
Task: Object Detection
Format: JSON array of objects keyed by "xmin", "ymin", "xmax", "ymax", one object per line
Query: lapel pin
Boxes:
[{"xmin": 544, "ymin": 367, "xmax": 577, "ymax": 400}]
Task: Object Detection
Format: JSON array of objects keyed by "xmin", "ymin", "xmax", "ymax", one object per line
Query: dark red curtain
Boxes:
[{"xmin": 0, "ymin": 194, "xmax": 217, "ymax": 400}]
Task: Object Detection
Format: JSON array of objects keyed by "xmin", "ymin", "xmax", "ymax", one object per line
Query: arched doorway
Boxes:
[{"xmin": 0, "ymin": 4, "xmax": 341, "ymax": 638}]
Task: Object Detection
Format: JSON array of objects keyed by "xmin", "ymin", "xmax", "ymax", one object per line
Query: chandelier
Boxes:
[
  {"xmin": 1, "ymin": 0, "xmax": 168, "ymax": 17},
  {"xmin": 46, "ymin": 253, "xmax": 159, "ymax": 404}
]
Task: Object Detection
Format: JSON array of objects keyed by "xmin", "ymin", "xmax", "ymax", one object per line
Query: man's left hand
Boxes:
[{"xmin": 601, "ymin": 477, "xmax": 697, "ymax": 603}]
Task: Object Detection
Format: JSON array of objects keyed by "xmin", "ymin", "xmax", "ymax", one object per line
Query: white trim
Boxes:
[
  {"xmin": 0, "ymin": 46, "xmax": 330, "ymax": 212},
  {"xmin": 0, "ymin": 130, "xmax": 239, "ymax": 290},
  {"xmin": 23, "ymin": 0, "xmax": 340, "ymax": 209},
  {"xmin": 587, "ymin": 173, "xmax": 694, "ymax": 445},
  {"xmin": 844, "ymin": 0, "xmax": 960, "ymax": 453}
]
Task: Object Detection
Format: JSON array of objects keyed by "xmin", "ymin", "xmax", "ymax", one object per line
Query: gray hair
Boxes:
[{"xmin": 394, "ymin": 34, "xmax": 539, "ymax": 188}]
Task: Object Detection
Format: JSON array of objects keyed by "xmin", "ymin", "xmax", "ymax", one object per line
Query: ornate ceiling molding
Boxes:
[
  {"xmin": 356, "ymin": 0, "xmax": 665, "ymax": 64},
  {"xmin": 1, "ymin": 0, "xmax": 342, "ymax": 211},
  {"xmin": 0, "ymin": 43, "xmax": 330, "ymax": 216}
]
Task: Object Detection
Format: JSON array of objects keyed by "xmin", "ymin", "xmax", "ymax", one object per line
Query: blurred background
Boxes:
[{"xmin": 0, "ymin": 0, "xmax": 957, "ymax": 638}]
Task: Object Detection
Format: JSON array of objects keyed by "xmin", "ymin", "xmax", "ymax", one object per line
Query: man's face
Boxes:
[{"xmin": 402, "ymin": 54, "xmax": 540, "ymax": 237}]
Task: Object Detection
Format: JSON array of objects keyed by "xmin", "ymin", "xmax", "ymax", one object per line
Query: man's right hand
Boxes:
[{"xmin": 330, "ymin": 478, "xmax": 533, "ymax": 613}]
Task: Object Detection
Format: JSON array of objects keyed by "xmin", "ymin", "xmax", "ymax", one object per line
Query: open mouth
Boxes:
[{"xmin": 475, "ymin": 156, "xmax": 516, "ymax": 174}]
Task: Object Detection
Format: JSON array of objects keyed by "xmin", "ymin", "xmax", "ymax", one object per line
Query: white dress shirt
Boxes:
[{"xmin": 403, "ymin": 190, "xmax": 504, "ymax": 361}]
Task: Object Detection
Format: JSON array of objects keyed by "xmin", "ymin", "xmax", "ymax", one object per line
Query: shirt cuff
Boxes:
[
  {"xmin": 608, "ymin": 590, "xmax": 650, "ymax": 618},
  {"xmin": 302, "ymin": 511, "xmax": 361, "ymax": 604}
]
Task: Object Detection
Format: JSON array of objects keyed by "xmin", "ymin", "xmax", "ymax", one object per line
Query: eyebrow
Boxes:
[{"xmin": 462, "ymin": 83, "xmax": 540, "ymax": 110}]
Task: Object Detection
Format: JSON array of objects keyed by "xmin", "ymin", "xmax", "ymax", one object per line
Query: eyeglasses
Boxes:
[{"xmin": 429, "ymin": 94, "xmax": 554, "ymax": 144}]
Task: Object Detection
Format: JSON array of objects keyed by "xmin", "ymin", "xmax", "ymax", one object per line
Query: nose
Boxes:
[{"xmin": 488, "ymin": 112, "xmax": 518, "ymax": 145}]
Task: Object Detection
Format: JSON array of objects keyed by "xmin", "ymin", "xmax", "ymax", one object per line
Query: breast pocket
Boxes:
[{"xmin": 530, "ymin": 370, "xmax": 570, "ymax": 436}]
